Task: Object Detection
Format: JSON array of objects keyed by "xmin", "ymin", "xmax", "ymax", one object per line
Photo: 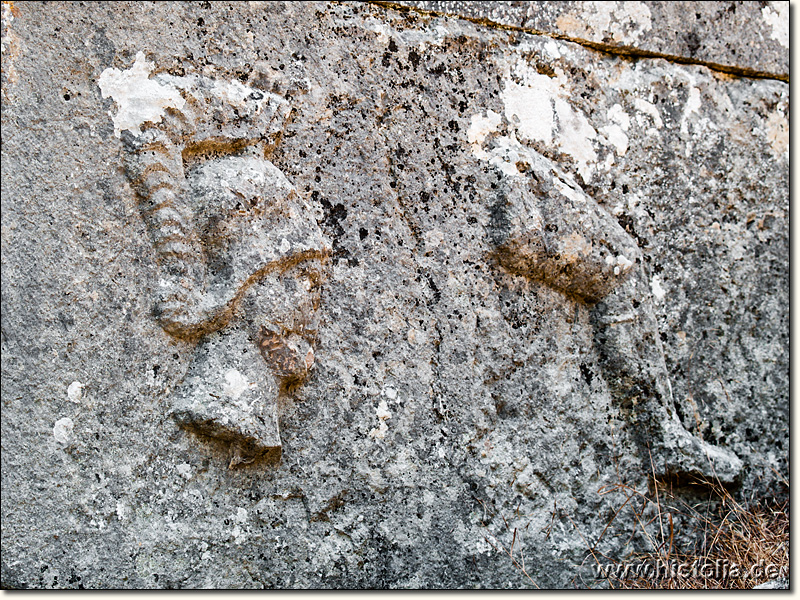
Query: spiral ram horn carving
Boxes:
[
  {"xmin": 489, "ymin": 150, "xmax": 743, "ymax": 485},
  {"xmin": 103, "ymin": 53, "xmax": 330, "ymax": 468}
]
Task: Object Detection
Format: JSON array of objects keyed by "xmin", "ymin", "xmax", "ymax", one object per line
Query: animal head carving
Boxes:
[{"xmin": 487, "ymin": 149, "xmax": 741, "ymax": 484}]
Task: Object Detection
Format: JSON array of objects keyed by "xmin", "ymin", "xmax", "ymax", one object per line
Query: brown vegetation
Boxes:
[{"xmin": 586, "ymin": 452, "xmax": 789, "ymax": 590}]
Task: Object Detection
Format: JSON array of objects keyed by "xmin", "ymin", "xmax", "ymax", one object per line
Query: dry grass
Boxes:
[
  {"xmin": 590, "ymin": 466, "xmax": 789, "ymax": 589},
  {"xmin": 479, "ymin": 439, "xmax": 788, "ymax": 589}
]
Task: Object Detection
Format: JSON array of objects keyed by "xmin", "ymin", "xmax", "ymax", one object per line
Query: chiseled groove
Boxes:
[
  {"xmin": 138, "ymin": 140, "xmax": 172, "ymax": 155},
  {"xmin": 157, "ymin": 246, "xmax": 202, "ymax": 262},
  {"xmin": 148, "ymin": 217, "xmax": 185, "ymax": 232},
  {"xmin": 150, "ymin": 226, "xmax": 188, "ymax": 244},
  {"xmin": 158, "ymin": 248, "xmax": 331, "ymax": 341},
  {"xmin": 148, "ymin": 206, "xmax": 185, "ymax": 224},
  {"xmin": 366, "ymin": 1, "xmax": 788, "ymax": 83},
  {"xmin": 131, "ymin": 162, "xmax": 172, "ymax": 187},
  {"xmin": 139, "ymin": 200, "xmax": 175, "ymax": 216},
  {"xmin": 138, "ymin": 169, "xmax": 175, "ymax": 188},
  {"xmin": 152, "ymin": 233, "xmax": 193, "ymax": 248},
  {"xmin": 142, "ymin": 180, "xmax": 176, "ymax": 196},
  {"xmin": 139, "ymin": 187, "xmax": 179, "ymax": 213}
]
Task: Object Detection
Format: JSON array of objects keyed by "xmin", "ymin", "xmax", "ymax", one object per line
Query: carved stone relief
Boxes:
[
  {"xmin": 104, "ymin": 55, "xmax": 330, "ymax": 467},
  {"xmin": 103, "ymin": 53, "xmax": 743, "ymax": 482},
  {"xmin": 489, "ymin": 149, "xmax": 743, "ymax": 484}
]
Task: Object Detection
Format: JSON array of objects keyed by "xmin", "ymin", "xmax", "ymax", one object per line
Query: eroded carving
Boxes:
[
  {"xmin": 490, "ymin": 150, "xmax": 742, "ymax": 484},
  {"xmin": 102, "ymin": 54, "xmax": 329, "ymax": 467}
]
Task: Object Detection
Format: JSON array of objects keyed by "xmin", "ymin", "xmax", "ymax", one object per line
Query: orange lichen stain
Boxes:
[
  {"xmin": 1, "ymin": 1, "xmax": 20, "ymax": 18},
  {"xmin": 1, "ymin": 0, "xmax": 22, "ymax": 90},
  {"xmin": 561, "ymin": 232, "xmax": 593, "ymax": 262},
  {"xmin": 555, "ymin": 13, "xmax": 588, "ymax": 38}
]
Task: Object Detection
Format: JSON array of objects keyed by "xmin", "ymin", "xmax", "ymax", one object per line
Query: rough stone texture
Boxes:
[
  {"xmin": 388, "ymin": 1, "xmax": 790, "ymax": 79},
  {"xmin": 753, "ymin": 577, "xmax": 790, "ymax": 590},
  {"xmin": 1, "ymin": 1, "xmax": 788, "ymax": 590}
]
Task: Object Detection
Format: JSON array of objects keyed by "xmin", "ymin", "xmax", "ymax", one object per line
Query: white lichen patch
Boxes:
[
  {"xmin": 466, "ymin": 110, "xmax": 503, "ymax": 159},
  {"xmin": 0, "ymin": 2, "xmax": 21, "ymax": 84},
  {"xmin": 600, "ymin": 123, "xmax": 628, "ymax": 156},
  {"xmin": 679, "ymin": 72, "xmax": 702, "ymax": 136},
  {"xmin": 554, "ymin": 98, "xmax": 598, "ymax": 179},
  {"xmin": 761, "ymin": 2, "xmax": 789, "ymax": 48},
  {"xmin": 169, "ymin": 76, "xmax": 252, "ymax": 109},
  {"xmin": 495, "ymin": 58, "xmax": 599, "ymax": 180},
  {"xmin": 543, "ymin": 39, "xmax": 562, "ymax": 59},
  {"xmin": 472, "ymin": 55, "xmax": 637, "ymax": 181},
  {"xmin": 633, "ymin": 97, "xmax": 663, "ymax": 129},
  {"xmin": 607, "ymin": 103, "xmax": 631, "ymax": 131},
  {"xmin": 600, "ymin": 103, "xmax": 630, "ymax": 155},
  {"xmin": 99, "ymin": 51, "xmax": 278, "ymax": 138},
  {"xmin": 364, "ymin": 16, "xmax": 451, "ymax": 50},
  {"xmin": 67, "ymin": 380, "xmax": 84, "ymax": 404},
  {"xmin": 502, "ymin": 67, "xmax": 559, "ymax": 145},
  {"xmin": 552, "ymin": 178, "xmax": 587, "ymax": 206},
  {"xmin": 614, "ymin": 254, "xmax": 634, "ymax": 275},
  {"xmin": 368, "ymin": 399, "xmax": 392, "ymax": 440},
  {"xmin": 231, "ymin": 525, "xmax": 247, "ymax": 545},
  {"xmin": 617, "ymin": 254, "xmax": 633, "ymax": 269},
  {"xmin": 488, "ymin": 134, "xmax": 533, "ymax": 178},
  {"xmin": 222, "ymin": 369, "xmax": 257, "ymax": 399},
  {"xmin": 0, "ymin": 1, "xmax": 14, "ymax": 42},
  {"xmin": 651, "ymin": 275, "xmax": 666, "ymax": 300},
  {"xmin": 176, "ymin": 463, "xmax": 193, "ymax": 479},
  {"xmin": 98, "ymin": 51, "xmax": 186, "ymax": 137},
  {"xmin": 53, "ymin": 417, "xmax": 74, "ymax": 445},
  {"xmin": 467, "ymin": 118, "xmax": 529, "ymax": 178},
  {"xmin": 364, "ymin": 17, "xmax": 393, "ymax": 44}
]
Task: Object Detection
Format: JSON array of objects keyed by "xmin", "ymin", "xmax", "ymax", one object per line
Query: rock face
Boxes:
[
  {"xmin": 753, "ymin": 577, "xmax": 790, "ymax": 590},
  {"xmin": 391, "ymin": 1, "xmax": 789, "ymax": 78},
  {"xmin": 0, "ymin": 1, "xmax": 788, "ymax": 589}
]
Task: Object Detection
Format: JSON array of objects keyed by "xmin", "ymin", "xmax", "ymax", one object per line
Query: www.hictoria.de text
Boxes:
[{"xmin": 593, "ymin": 559, "xmax": 787, "ymax": 582}]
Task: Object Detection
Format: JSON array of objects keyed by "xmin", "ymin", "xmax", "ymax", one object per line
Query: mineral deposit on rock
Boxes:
[{"xmin": 1, "ymin": 0, "xmax": 788, "ymax": 589}]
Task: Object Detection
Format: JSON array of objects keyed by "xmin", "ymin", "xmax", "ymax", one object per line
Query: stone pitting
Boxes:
[{"xmin": 0, "ymin": 1, "xmax": 787, "ymax": 590}]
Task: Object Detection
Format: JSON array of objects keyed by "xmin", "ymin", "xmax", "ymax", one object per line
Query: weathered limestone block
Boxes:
[
  {"xmin": 0, "ymin": 0, "xmax": 787, "ymax": 590},
  {"xmin": 389, "ymin": 1, "xmax": 789, "ymax": 79}
]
